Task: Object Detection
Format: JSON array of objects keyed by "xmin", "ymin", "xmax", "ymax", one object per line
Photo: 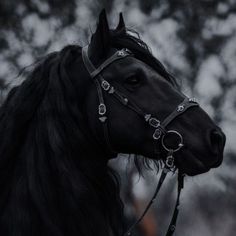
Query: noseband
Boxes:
[{"xmin": 82, "ymin": 46, "xmax": 199, "ymax": 236}]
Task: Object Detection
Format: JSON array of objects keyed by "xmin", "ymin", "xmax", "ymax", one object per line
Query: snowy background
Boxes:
[{"xmin": 0, "ymin": 0, "xmax": 235, "ymax": 235}]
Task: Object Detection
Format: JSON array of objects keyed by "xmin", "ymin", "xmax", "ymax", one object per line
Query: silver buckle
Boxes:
[
  {"xmin": 153, "ymin": 129, "xmax": 162, "ymax": 140},
  {"xmin": 101, "ymin": 80, "xmax": 110, "ymax": 91},
  {"xmin": 149, "ymin": 118, "xmax": 160, "ymax": 128},
  {"xmin": 98, "ymin": 103, "xmax": 106, "ymax": 115},
  {"xmin": 166, "ymin": 155, "xmax": 175, "ymax": 169}
]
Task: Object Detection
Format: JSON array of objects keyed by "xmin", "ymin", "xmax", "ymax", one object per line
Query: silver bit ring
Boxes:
[{"xmin": 161, "ymin": 130, "xmax": 184, "ymax": 152}]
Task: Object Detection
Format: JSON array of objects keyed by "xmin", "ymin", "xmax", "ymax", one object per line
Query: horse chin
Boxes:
[
  {"xmin": 145, "ymin": 151, "xmax": 211, "ymax": 176},
  {"xmin": 175, "ymin": 151, "xmax": 211, "ymax": 176},
  {"xmin": 138, "ymin": 145, "xmax": 222, "ymax": 176}
]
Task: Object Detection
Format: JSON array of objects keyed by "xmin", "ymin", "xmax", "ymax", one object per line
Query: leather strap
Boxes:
[
  {"xmin": 82, "ymin": 45, "xmax": 131, "ymax": 79},
  {"xmin": 90, "ymin": 49, "xmax": 131, "ymax": 78},
  {"xmin": 165, "ymin": 172, "xmax": 184, "ymax": 236},
  {"xmin": 161, "ymin": 97, "xmax": 199, "ymax": 128},
  {"xmin": 82, "ymin": 46, "xmax": 114, "ymax": 155}
]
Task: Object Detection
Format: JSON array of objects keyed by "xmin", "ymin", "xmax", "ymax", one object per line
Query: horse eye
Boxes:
[{"xmin": 125, "ymin": 76, "xmax": 141, "ymax": 86}]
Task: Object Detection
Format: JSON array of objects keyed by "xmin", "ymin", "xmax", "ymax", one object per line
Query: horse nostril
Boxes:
[{"xmin": 209, "ymin": 129, "xmax": 226, "ymax": 154}]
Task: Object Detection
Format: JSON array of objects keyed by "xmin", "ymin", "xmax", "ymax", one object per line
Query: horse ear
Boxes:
[
  {"xmin": 116, "ymin": 12, "xmax": 126, "ymax": 31},
  {"xmin": 89, "ymin": 9, "xmax": 110, "ymax": 61}
]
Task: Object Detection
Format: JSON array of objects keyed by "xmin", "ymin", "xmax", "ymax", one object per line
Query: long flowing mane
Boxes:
[{"xmin": 0, "ymin": 28, "xmax": 175, "ymax": 236}]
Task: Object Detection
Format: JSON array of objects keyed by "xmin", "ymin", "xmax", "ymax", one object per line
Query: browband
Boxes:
[{"xmin": 82, "ymin": 45, "xmax": 131, "ymax": 79}]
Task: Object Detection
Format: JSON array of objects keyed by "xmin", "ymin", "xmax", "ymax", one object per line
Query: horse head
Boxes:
[{"xmin": 75, "ymin": 10, "xmax": 225, "ymax": 176}]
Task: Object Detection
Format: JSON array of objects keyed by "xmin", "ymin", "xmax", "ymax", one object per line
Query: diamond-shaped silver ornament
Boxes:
[
  {"xmin": 108, "ymin": 87, "xmax": 115, "ymax": 94},
  {"xmin": 99, "ymin": 116, "xmax": 107, "ymax": 123},
  {"xmin": 144, "ymin": 114, "xmax": 151, "ymax": 122}
]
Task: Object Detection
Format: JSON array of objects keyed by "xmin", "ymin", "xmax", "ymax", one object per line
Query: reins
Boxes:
[
  {"xmin": 124, "ymin": 168, "xmax": 184, "ymax": 236},
  {"xmin": 82, "ymin": 46, "xmax": 199, "ymax": 236}
]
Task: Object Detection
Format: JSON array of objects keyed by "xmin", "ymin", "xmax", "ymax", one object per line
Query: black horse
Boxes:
[{"xmin": 0, "ymin": 10, "xmax": 225, "ymax": 236}]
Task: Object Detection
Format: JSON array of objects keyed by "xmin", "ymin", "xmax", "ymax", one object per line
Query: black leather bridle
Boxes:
[{"xmin": 82, "ymin": 46, "xmax": 199, "ymax": 236}]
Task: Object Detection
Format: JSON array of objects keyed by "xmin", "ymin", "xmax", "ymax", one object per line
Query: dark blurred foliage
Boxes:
[
  {"xmin": 0, "ymin": 0, "xmax": 75, "ymax": 91},
  {"xmin": 140, "ymin": 0, "xmax": 236, "ymax": 121},
  {"xmin": 0, "ymin": 0, "xmax": 76, "ymax": 50},
  {"xmin": 0, "ymin": 0, "xmax": 76, "ymax": 29}
]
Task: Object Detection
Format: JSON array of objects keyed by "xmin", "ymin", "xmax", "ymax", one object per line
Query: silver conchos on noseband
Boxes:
[{"xmin": 82, "ymin": 46, "xmax": 199, "ymax": 236}]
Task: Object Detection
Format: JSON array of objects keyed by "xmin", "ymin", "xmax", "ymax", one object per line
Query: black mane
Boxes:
[{"xmin": 0, "ymin": 29, "xmax": 175, "ymax": 236}]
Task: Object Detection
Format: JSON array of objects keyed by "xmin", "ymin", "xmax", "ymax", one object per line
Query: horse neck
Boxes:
[{"xmin": 0, "ymin": 146, "xmax": 124, "ymax": 236}]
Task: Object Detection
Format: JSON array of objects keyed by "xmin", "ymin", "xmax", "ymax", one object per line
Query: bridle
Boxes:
[
  {"xmin": 82, "ymin": 46, "xmax": 199, "ymax": 235},
  {"xmin": 82, "ymin": 46, "xmax": 199, "ymax": 236}
]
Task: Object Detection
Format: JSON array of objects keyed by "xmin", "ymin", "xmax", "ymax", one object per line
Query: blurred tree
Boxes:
[{"xmin": 0, "ymin": 0, "xmax": 77, "ymax": 96}]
